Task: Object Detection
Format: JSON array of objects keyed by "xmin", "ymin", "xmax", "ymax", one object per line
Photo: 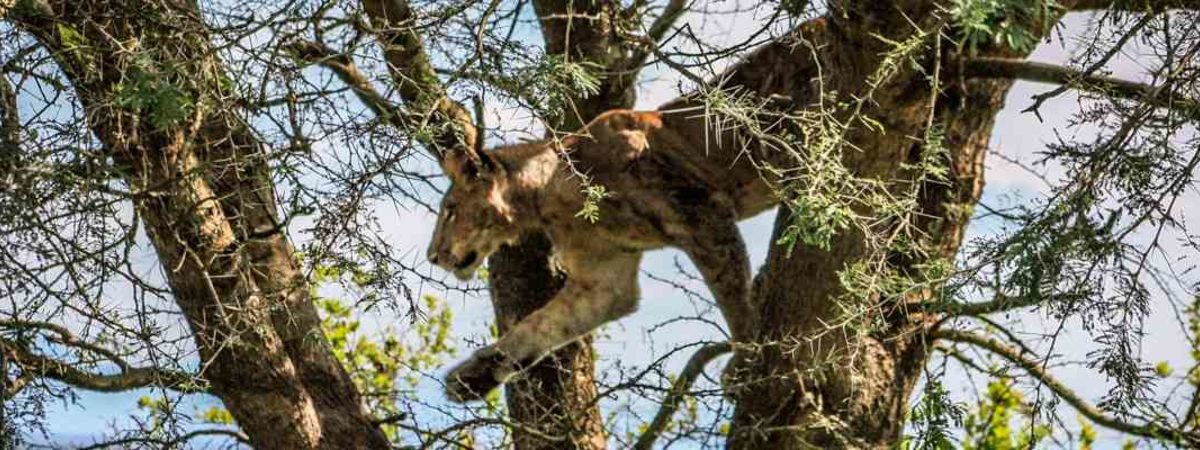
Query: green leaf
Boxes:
[{"xmin": 1154, "ymin": 361, "xmax": 1173, "ymax": 377}]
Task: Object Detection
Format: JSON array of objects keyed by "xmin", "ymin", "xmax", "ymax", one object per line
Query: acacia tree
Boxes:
[{"xmin": 4, "ymin": 0, "xmax": 1200, "ymax": 449}]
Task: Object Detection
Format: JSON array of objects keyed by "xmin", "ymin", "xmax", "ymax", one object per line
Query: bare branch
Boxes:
[
  {"xmin": 359, "ymin": 0, "xmax": 477, "ymax": 157},
  {"xmin": 76, "ymin": 429, "xmax": 251, "ymax": 450},
  {"xmin": 963, "ymin": 57, "xmax": 1200, "ymax": 120},
  {"xmin": 922, "ymin": 292, "xmax": 1085, "ymax": 316},
  {"xmin": 1009, "ymin": 11, "xmax": 1156, "ymax": 116},
  {"xmin": 632, "ymin": 342, "xmax": 731, "ymax": 450},
  {"xmin": 622, "ymin": 0, "xmax": 690, "ymax": 89},
  {"xmin": 286, "ymin": 40, "xmax": 408, "ymax": 127},
  {"xmin": 2, "ymin": 338, "xmax": 204, "ymax": 393},
  {"xmin": 1, "ymin": 319, "xmax": 205, "ymax": 394},
  {"xmin": 934, "ymin": 329, "xmax": 1200, "ymax": 446}
]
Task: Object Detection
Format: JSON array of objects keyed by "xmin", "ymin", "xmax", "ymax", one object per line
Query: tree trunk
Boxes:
[
  {"xmin": 490, "ymin": 233, "xmax": 606, "ymax": 450},
  {"xmin": 485, "ymin": 2, "xmax": 633, "ymax": 448},
  {"xmin": 726, "ymin": 2, "xmax": 1041, "ymax": 448},
  {"xmin": 11, "ymin": 1, "xmax": 389, "ymax": 447}
]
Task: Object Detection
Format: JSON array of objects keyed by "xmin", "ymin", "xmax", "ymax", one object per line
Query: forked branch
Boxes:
[
  {"xmin": 1, "ymin": 320, "xmax": 204, "ymax": 394},
  {"xmin": 286, "ymin": 40, "xmax": 408, "ymax": 127},
  {"xmin": 625, "ymin": 0, "xmax": 688, "ymax": 74},
  {"xmin": 3, "ymin": 341, "xmax": 203, "ymax": 394},
  {"xmin": 359, "ymin": 0, "xmax": 477, "ymax": 156},
  {"xmin": 632, "ymin": 342, "xmax": 731, "ymax": 450},
  {"xmin": 293, "ymin": 0, "xmax": 478, "ymax": 160}
]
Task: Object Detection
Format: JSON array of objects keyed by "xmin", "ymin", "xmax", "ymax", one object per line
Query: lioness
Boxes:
[{"xmin": 427, "ymin": 109, "xmax": 776, "ymax": 402}]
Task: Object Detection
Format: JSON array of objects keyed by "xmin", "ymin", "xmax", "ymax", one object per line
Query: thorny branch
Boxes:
[
  {"xmin": 359, "ymin": 0, "xmax": 478, "ymax": 157},
  {"xmin": 934, "ymin": 329, "xmax": 1200, "ymax": 446},
  {"xmin": 964, "ymin": 56, "xmax": 1200, "ymax": 120},
  {"xmin": 632, "ymin": 342, "xmax": 731, "ymax": 450},
  {"xmin": 1, "ymin": 337, "xmax": 203, "ymax": 394}
]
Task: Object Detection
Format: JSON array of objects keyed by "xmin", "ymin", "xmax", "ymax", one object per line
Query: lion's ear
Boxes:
[
  {"xmin": 441, "ymin": 148, "xmax": 480, "ymax": 182},
  {"xmin": 441, "ymin": 147, "xmax": 504, "ymax": 182}
]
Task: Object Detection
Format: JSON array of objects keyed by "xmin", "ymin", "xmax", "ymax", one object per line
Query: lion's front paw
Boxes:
[{"xmin": 445, "ymin": 347, "xmax": 510, "ymax": 403}]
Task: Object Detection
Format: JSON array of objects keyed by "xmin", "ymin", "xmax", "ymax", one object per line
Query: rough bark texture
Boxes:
[
  {"xmin": 11, "ymin": 1, "xmax": 389, "ymax": 448},
  {"xmin": 531, "ymin": 0, "xmax": 635, "ymax": 125},
  {"xmin": 484, "ymin": 2, "xmax": 633, "ymax": 448},
  {"xmin": 490, "ymin": 233, "xmax": 606, "ymax": 450},
  {"xmin": 724, "ymin": 2, "xmax": 1040, "ymax": 448}
]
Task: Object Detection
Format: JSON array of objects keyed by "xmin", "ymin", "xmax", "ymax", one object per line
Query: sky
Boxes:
[{"xmin": 10, "ymin": 4, "xmax": 1200, "ymax": 450}]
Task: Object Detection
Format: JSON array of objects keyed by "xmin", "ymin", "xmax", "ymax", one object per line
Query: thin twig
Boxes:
[
  {"xmin": 632, "ymin": 342, "xmax": 731, "ymax": 450},
  {"xmin": 935, "ymin": 329, "xmax": 1200, "ymax": 446}
]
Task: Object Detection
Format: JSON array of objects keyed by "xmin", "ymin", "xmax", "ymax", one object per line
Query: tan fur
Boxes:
[{"xmin": 427, "ymin": 109, "xmax": 775, "ymax": 401}]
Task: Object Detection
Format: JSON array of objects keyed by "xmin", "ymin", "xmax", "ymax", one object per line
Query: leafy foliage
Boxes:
[
  {"xmin": 576, "ymin": 183, "xmax": 611, "ymax": 223},
  {"xmin": 113, "ymin": 55, "xmax": 195, "ymax": 131},
  {"xmin": 950, "ymin": 0, "xmax": 1061, "ymax": 53},
  {"xmin": 904, "ymin": 380, "xmax": 966, "ymax": 450},
  {"xmin": 313, "ymin": 263, "xmax": 457, "ymax": 441},
  {"xmin": 484, "ymin": 54, "xmax": 602, "ymax": 124},
  {"xmin": 961, "ymin": 379, "xmax": 1051, "ymax": 450}
]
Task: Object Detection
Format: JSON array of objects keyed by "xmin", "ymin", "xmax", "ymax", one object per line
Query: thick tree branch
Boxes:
[
  {"xmin": 5, "ymin": 0, "xmax": 50, "ymax": 24},
  {"xmin": 484, "ymin": 4, "xmax": 637, "ymax": 450},
  {"xmin": 963, "ymin": 57, "xmax": 1200, "ymax": 120},
  {"xmin": 1072, "ymin": 0, "xmax": 1200, "ymax": 10},
  {"xmin": 1, "ymin": 338, "xmax": 204, "ymax": 394},
  {"xmin": 533, "ymin": 0, "xmax": 634, "ymax": 128},
  {"xmin": 645, "ymin": 0, "xmax": 686, "ymax": 44},
  {"xmin": 286, "ymin": 40, "xmax": 408, "ymax": 127},
  {"xmin": 632, "ymin": 342, "xmax": 731, "ymax": 450},
  {"xmin": 360, "ymin": 0, "xmax": 477, "ymax": 157},
  {"xmin": 0, "ymin": 69, "xmax": 17, "ymax": 155},
  {"xmin": 922, "ymin": 292, "xmax": 1085, "ymax": 316},
  {"xmin": 11, "ymin": 2, "xmax": 394, "ymax": 446},
  {"xmin": 935, "ymin": 329, "xmax": 1200, "ymax": 446}
]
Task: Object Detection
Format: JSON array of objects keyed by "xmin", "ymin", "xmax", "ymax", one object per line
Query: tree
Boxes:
[
  {"xmin": 3, "ymin": 0, "xmax": 391, "ymax": 447},
  {"xmin": 3, "ymin": 0, "xmax": 1200, "ymax": 449}
]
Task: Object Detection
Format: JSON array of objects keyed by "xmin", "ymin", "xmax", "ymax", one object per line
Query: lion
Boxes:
[{"xmin": 426, "ymin": 109, "xmax": 777, "ymax": 402}]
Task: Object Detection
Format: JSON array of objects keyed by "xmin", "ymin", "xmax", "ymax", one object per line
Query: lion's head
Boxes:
[{"xmin": 426, "ymin": 147, "xmax": 527, "ymax": 280}]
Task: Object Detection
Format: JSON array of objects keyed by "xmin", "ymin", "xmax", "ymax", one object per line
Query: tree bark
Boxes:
[
  {"xmin": 486, "ymin": 2, "xmax": 633, "ymax": 448},
  {"xmin": 490, "ymin": 233, "xmax": 606, "ymax": 450},
  {"xmin": 11, "ymin": 1, "xmax": 389, "ymax": 448},
  {"xmin": 724, "ymin": 2, "xmax": 1045, "ymax": 448}
]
